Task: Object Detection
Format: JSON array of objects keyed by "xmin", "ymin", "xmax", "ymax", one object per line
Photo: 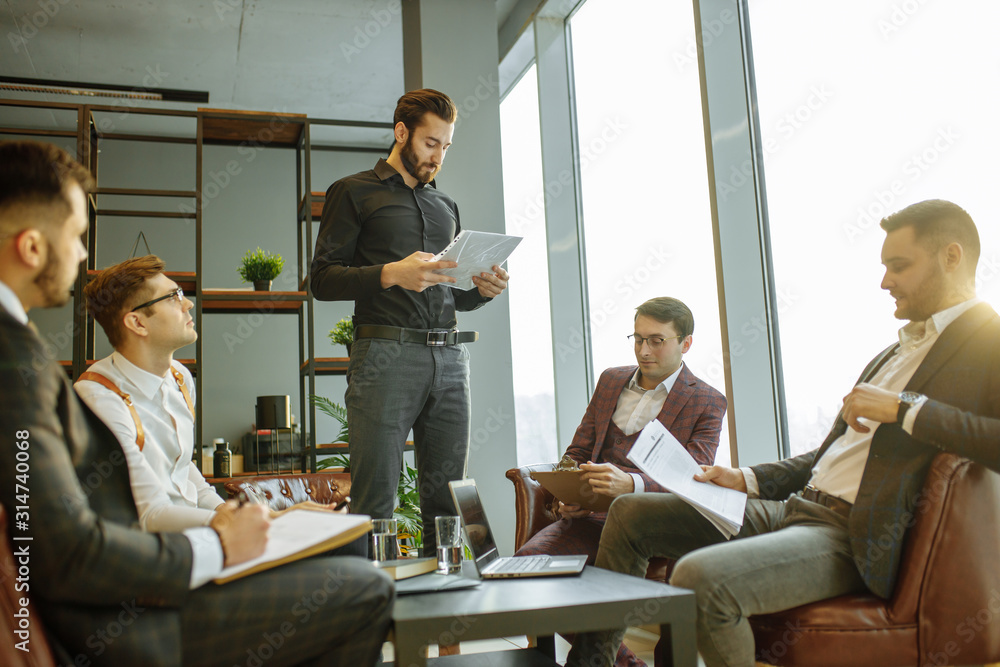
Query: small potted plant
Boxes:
[
  {"xmin": 238, "ymin": 247, "xmax": 285, "ymax": 291},
  {"xmin": 328, "ymin": 317, "xmax": 354, "ymax": 356}
]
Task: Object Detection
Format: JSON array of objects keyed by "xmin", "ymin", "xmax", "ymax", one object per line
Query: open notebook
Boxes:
[{"xmin": 214, "ymin": 507, "xmax": 371, "ymax": 584}]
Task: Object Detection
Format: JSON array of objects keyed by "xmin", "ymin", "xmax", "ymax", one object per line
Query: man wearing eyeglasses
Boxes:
[
  {"xmin": 516, "ymin": 297, "xmax": 726, "ymax": 562},
  {"xmin": 73, "ymin": 256, "xmax": 226, "ymax": 532},
  {"xmin": 568, "ymin": 200, "xmax": 1000, "ymax": 667},
  {"xmin": 0, "ymin": 141, "xmax": 392, "ymax": 666}
]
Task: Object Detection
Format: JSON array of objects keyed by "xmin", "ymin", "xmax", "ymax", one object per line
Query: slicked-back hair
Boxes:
[
  {"xmin": 634, "ymin": 297, "xmax": 695, "ymax": 339},
  {"xmin": 84, "ymin": 255, "xmax": 166, "ymax": 349},
  {"xmin": 0, "ymin": 140, "xmax": 94, "ymax": 236},
  {"xmin": 393, "ymin": 88, "xmax": 457, "ymax": 134},
  {"xmin": 881, "ymin": 199, "xmax": 981, "ymax": 271}
]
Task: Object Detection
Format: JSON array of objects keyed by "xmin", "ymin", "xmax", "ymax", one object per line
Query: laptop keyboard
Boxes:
[{"xmin": 491, "ymin": 555, "xmax": 548, "ymax": 573}]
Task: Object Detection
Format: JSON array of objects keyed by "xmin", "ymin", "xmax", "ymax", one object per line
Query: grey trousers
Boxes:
[
  {"xmin": 566, "ymin": 493, "xmax": 866, "ymax": 667},
  {"xmin": 345, "ymin": 337, "xmax": 471, "ymax": 555},
  {"xmin": 181, "ymin": 556, "xmax": 393, "ymax": 666}
]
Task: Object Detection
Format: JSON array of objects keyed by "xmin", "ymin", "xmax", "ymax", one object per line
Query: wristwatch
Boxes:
[{"xmin": 897, "ymin": 391, "xmax": 926, "ymax": 423}]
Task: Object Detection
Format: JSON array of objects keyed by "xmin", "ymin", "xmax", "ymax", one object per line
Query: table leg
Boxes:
[
  {"xmin": 394, "ymin": 635, "xmax": 427, "ymax": 667},
  {"xmin": 655, "ymin": 621, "xmax": 697, "ymax": 667},
  {"xmin": 535, "ymin": 634, "xmax": 556, "ymax": 659}
]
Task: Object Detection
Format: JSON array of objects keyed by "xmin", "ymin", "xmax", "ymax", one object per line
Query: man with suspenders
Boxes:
[{"xmin": 74, "ymin": 255, "xmax": 227, "ymax": 532}]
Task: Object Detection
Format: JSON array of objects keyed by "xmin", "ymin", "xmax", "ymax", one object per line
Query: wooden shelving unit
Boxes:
[{"xmin": 1, "ymin": 99, "xmax": 392, "ymax": 476}]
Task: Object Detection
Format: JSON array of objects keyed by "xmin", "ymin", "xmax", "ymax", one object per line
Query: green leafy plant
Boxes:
[
  {"xmin": 237, "ymin": 247, "xmax": 285, "ymax": 283},
  {"xmin": 327, "ymin": 317, "xmax": 354, "ymax": 349},
  {"xmin": 309, "ymin": 394, "xmax": 423, "ymax": 554}
]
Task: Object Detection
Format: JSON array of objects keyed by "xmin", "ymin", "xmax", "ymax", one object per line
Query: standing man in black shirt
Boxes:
[{"xmin": 311, "ymin": 89, "xmax": 509, "ymax": 554}]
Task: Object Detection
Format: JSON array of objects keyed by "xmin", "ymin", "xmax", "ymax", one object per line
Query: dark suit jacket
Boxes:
[
  {"xmin": 564, "ymin": 364, "xmax": 727, "ymax": 491},
  {"xmin": 752, "ymin": 302, "xmax": 1000, "ymax": 599},
  {"xmin": 0, "ymin": 309, "xmax": 193, "ymax": 664}
]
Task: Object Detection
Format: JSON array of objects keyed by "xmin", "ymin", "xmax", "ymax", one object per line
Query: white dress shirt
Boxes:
[
  {"xmin": 611, "ymin": 363, "xmax": 685, "ymax": 493},
  {"xmin": 743, "ymin": 298, "xmax": 981, "ymax": 503},
  {"xmin": 0, "ymin": 279, "xmax": 28, "ymax": 325},
  {"xmin": 75, "ymin": 351, "xmax": 225, "ymax": 587},
  {"xmin": 1, "ymin": 280, "xmax": 223, "ymax": 587}
]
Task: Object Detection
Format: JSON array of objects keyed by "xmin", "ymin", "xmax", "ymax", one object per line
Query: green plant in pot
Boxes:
[
  {"xmin": 238, "ymin": 247, "xmax": 285, "ymax": 291},
  {"xmin": 327, "ymin": 317, "xmax": 354, "ymax": 356},
  {"xmin": 310, "ymin": 394, "xmax": 423, "ymax": 555}
]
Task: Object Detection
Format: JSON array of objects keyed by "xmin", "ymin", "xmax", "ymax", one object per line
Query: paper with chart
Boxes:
[
  {"xmin": 431, "ymin": 230, "xmax": 522, "ymax": 290},
  {"xmin": 627, "ymin": 420, "xmax": 747, "ymax": 538}
]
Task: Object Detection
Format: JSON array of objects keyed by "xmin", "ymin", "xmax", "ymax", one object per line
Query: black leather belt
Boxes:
[
  {"xmin": 800, "ymin": 485, "xmax": 852, "ymax": 519},
  {"xmin": 354, "ymin": 325, "xmax": 478, "ymax": 347}
]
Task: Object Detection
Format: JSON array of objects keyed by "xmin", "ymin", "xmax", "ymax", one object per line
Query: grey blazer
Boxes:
[{"xmin": 0, "ymin": 309, "xmax": 193, "ymax": 664}]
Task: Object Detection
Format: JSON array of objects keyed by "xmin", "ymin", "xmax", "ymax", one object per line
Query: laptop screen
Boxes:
[{"xmin": 449, "ymin": 479, "xmax": 500, "ymax": 567}]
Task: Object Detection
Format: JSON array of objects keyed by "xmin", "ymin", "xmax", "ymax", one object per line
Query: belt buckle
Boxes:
[{"xmin": 426, "ymin": 331, "xmax": 448, "ymax": 347}]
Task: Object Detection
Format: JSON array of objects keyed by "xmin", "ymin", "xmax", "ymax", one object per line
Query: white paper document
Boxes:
[
  {"xmin": 627, "ymin": 420, "xmax": 747, "ymax": 538},
  {"xmin": 431, "ymin": 230, "xmax": 522, "ymax": 290}
]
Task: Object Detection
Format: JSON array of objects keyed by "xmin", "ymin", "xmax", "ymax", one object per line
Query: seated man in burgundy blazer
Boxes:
[{"xmin": 516, "ymin": 296, "xmax": 727, "ymax": 563}]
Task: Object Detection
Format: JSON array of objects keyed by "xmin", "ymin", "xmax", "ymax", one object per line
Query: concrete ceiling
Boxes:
[{"xmin": 1, "ymin": 0, "xmax": 525, "ymax": 143}]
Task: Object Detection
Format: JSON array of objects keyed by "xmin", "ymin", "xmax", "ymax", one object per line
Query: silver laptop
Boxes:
[{"xmin": 448, "ymin": 478, "xmax": 587, "ymax": 579}]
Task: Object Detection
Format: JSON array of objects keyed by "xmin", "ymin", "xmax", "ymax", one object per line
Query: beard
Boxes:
[
  {"xmin": 400, "ymin": 136, "xmax": 440, "ymax": 184},
  {"xmin": 896, "ymin": 264, "xmax": 948, "ymax": 322},
  {"xmin": 33, "ymin": 244, "xmax": 73, "ymax": 308}
]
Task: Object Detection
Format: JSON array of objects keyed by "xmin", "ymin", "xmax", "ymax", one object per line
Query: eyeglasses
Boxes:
[
  {"xmin": 131, "ymin": 288, "xmax": 184, "ymax": 312},
  {"xmin": 627, "ymin": 334, "xmax": 682, "ymax": 350}
]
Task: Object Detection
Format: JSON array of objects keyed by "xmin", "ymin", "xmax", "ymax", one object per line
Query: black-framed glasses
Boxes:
[
  {"xmin": 131, "ymin": 288, "xmax": 184, "ymax": 312},
  {"xmin": 627, "ymin": 334, "xmax": 682, "ymax": 350}
]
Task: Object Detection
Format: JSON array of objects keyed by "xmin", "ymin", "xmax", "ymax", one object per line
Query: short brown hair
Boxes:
[
  {"xmin": 880, "ymin": 200, "xmax": 981, "ymax": 271},
  {"xmin": 84, "ymin": 255, "xmax": 166, "ymax": 348},
  {"xmin": 635, "ymin": 297, "xmax": 695, "ymax": 339},
  {"xmin": 393, "ymin": 88, "xmax": 457, "ymax": 133},
  {"xmin": 0, "ymin": 140, "xmax": 95, "ymax": 237}
]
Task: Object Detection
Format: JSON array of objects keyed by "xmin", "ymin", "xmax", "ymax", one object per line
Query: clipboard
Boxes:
[
  {"xmin": 529, "ymin": 470, "xmax": 613, "ymax": 512},
  {"xmin": 431, "ymin": 230, "xmax": 522, "ymax": 290}
]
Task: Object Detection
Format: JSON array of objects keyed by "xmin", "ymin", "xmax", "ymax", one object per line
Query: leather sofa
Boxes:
[
  {"xmin": 1, "ymin": 504, "xmax": 56, "ymax": 667},
  {"xmin": 750, "ymin": 453, "xmax": 1000, "ymax": 665},
  {"xmin": 222, "ymin": 472, "xmax": 352, "ymax": 510}
]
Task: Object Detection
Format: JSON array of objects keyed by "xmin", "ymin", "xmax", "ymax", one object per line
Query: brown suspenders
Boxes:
[{"xmin": 77, "ymin": 365, "xmax": 195, "ymax": 451}]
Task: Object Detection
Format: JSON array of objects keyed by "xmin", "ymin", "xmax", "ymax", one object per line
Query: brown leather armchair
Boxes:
[
  {"xmin": 505, "ymin": 462, "xmax": 673, "ymax": 582},
  {"xmin": 750, "ymin": 453, "xmax": 1000, "ymax": 666},
  {"xmin": 1, "ymin": 504, "xmax": 56, "ymax": 667},
  {"xmin": 223, "ymin": 472, "xmax": 352, "ymax": 510}
]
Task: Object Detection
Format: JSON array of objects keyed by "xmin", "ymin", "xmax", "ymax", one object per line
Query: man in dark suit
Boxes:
[
  {"xmin": 516, "ymin": 297, "xmax": 726, "ymax": 565},
  {"xmin": 0, "ymin": 140, "xmax": 393, "ymax": 666},
  {"xmin": 568, "ymin": 199, "xmax": 1000, "ymax": 667}
]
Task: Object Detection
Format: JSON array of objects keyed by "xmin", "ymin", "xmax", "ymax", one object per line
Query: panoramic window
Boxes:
[
  {"xmin": 500, "ymin": 64, "xmax": 560, "ymax": 465},
  {"xmin": 570, "ymin": 0, "xmax": 730, "ymax": 463},
  {"xmin": 748, "ymin": 0, "xmax": 1000, "ymax": 454}
]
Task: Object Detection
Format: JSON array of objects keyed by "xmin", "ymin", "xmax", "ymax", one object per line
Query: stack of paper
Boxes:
[
  {"xmin": 626, "ymin": 420, "xmax": 747, "ymax": 538},
  {"xmin": 431, "ymin": 230, "xmax": 522, "ymax": 290}
]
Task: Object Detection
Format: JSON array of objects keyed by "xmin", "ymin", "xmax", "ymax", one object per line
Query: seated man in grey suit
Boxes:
[
  {"xmin": 568, "ymin": 199, "xmax": 1000, "ymax": 667},
  {"xmin": 0, "ymin": 140, "xmax": 393, "ymax": 666}
]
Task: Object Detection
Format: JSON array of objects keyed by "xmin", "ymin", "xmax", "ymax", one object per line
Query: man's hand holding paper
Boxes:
[{"xmin": 626, "ymin": 420, "xmax": 747, "ymax": 537}]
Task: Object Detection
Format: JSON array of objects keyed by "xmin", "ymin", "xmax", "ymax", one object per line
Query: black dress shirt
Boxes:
[{"xmin": 310, "ymin": 158, "xmax": 489, "ymax": 329}]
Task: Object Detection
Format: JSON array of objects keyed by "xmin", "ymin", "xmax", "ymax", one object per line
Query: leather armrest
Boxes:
[{"xmin": 505, "ymin": 463, "xmax": 560, "ymax": 551}]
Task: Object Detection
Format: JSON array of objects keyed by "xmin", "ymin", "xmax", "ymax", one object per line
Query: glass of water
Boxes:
[
  {"xmin": 435, "ymin": 515, "xmax": 463, "ymax": 574},
  {"xmin": 371, "ymin": 518, "xmax": 397, "ymax": 562}
]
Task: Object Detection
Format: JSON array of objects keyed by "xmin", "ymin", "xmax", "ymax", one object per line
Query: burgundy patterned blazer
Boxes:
[{"xmin": 563, "ymin": 364, "xmax": 727, "ymax": 492}]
